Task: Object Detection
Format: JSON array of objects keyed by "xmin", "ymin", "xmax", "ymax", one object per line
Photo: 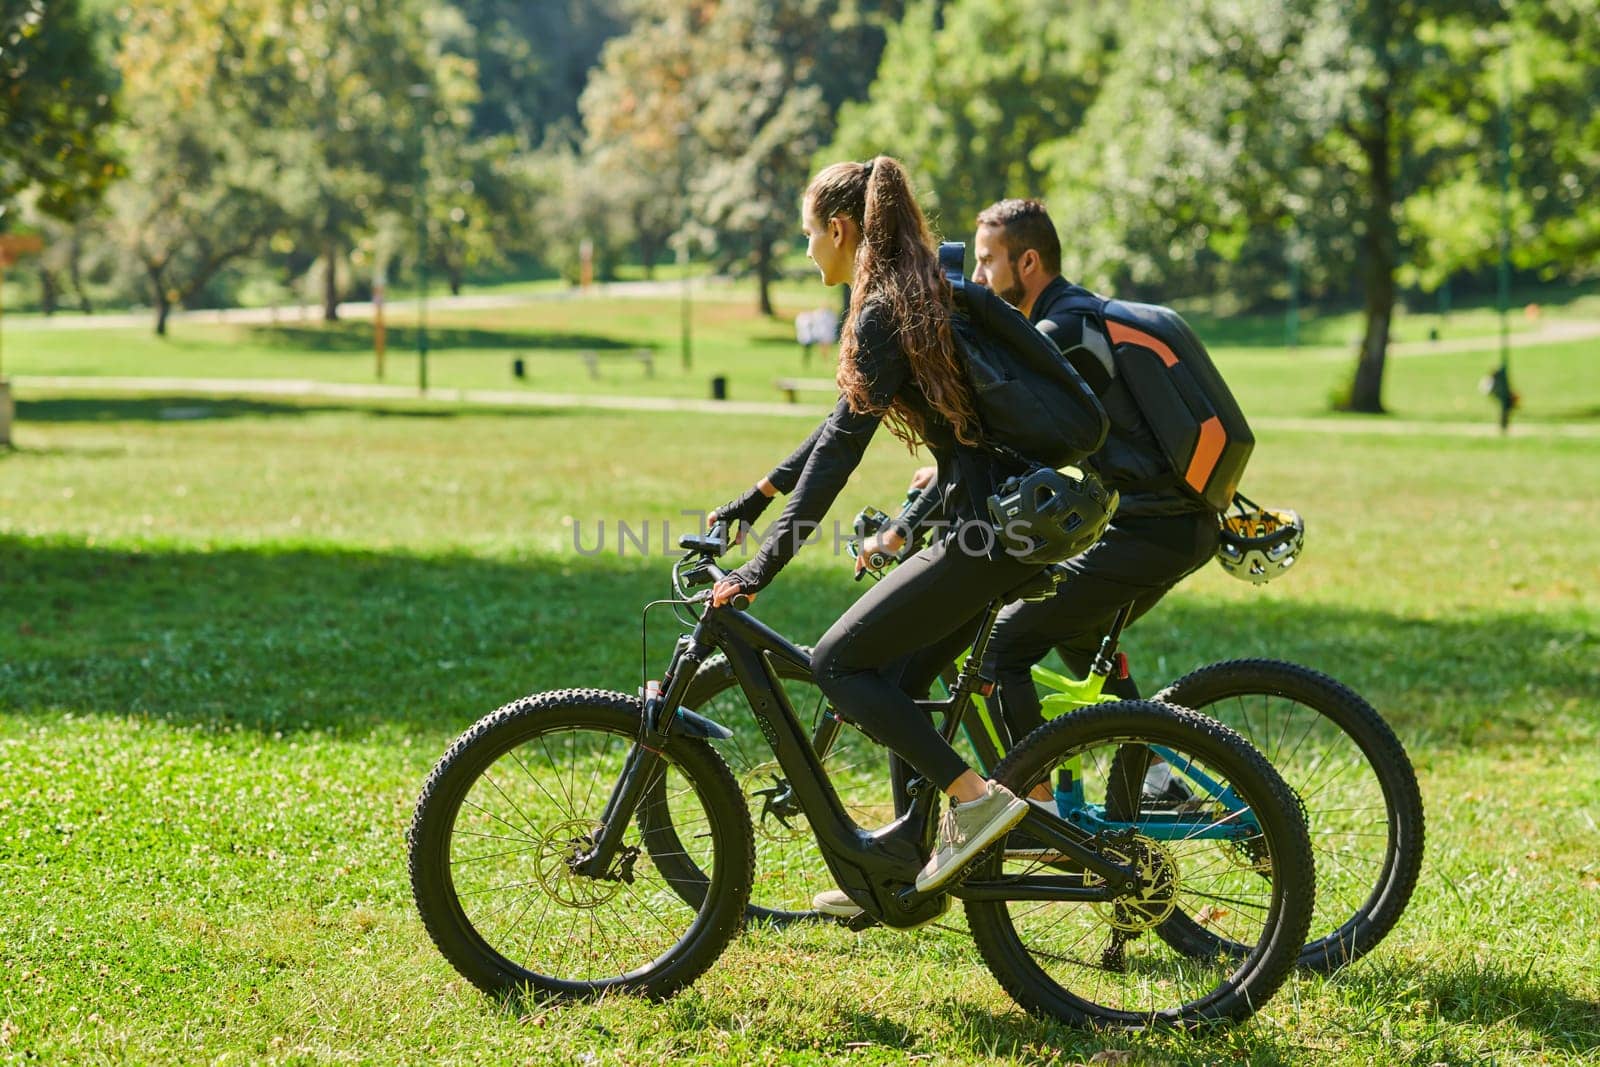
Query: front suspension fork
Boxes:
[{"xmin": 575, "ymin": 632, "xmax": 709, "ymax": 878}]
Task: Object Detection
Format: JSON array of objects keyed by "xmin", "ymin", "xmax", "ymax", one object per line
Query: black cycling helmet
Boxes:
[
  {"xmin": 1217, "ymin": 493, "xmax": 1304, "ymax": 583},
  {"xmin": 988, "ymin": 466, "xmax": 1117, "ymax": 565}
]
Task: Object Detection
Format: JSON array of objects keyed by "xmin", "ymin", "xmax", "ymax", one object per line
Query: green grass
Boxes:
[
  {"xmin": 7, "ymin": 277, "xmax": 1599, "ymax": 425},
  {"xmin": 1, "ymin": 394, "xmax": 1597, "ymax": 1063}
]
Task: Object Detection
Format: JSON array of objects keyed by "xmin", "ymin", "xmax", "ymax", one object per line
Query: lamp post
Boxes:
[
  {"xmin": 675, "ymin": 120, "xmax": 695, "ymax": 372},
  {"xmin": 409, "ymin": 82, "xmax": 431, "ymax": 395},
  {"xmin": 1285, "ymin": 222, "xmax": 1300, "ymax": 350},
  {"xmin": 1493, "ymin": 34, "xmax": 1515, "ymax": 432}
]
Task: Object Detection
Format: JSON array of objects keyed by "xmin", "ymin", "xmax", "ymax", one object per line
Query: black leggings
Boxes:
[
  {"xmin": 811, "ymin": 535, "xmax": 1039, "ymax": 790},
  {"xmin": 982, "ymin": 510, "xmax": 1218, "ymax": 742}
]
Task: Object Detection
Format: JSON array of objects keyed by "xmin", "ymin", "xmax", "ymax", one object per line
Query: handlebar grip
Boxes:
[
  {"xmin": 730, "ymin": 593, "xmax": 752, "ymax": 611},
  {"xmin": 866, "ymin": 550, "xmax": 889, "ymax": 570}
]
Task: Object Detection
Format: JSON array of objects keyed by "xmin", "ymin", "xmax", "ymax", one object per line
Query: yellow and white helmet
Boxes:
[{"xmin": 1217, "ymin": 495, "xmax": 1303, "ymax": 584}]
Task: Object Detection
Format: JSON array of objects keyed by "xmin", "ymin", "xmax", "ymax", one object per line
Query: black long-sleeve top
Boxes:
[{"xmin": 728, "ymin": 301, "xmax": 1019, "ymax": 593}]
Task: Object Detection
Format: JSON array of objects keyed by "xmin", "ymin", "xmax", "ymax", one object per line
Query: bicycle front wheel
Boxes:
[
  {"xmin": 408, "ymin": 689, "xmax": 754, "ymax": 999},
  {"xmin": 966, "ymin": 700, "xmax": 1314, "ymax": 1029},
  {"xmin": 1157, "ymin": 660, "xmax": 1424, "ymax": 971}
]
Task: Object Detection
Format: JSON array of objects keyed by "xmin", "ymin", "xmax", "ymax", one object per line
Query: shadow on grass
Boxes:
[
  {"xmin": 1332, "ymin": 958, "xmax": 1600, "ymax": 1054},
  {"xmin": 0, "ymin": 535, "xmax": 1593, "ymax": 747},
  {"xmin": 246, "ymin": 322, "xmax": 644, "ymax": 354},
  {"xmin": 14, "ymin": 395, "xmax": 571, "ymax": 425}
]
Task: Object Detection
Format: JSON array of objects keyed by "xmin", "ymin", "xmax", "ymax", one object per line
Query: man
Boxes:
[{"xmin": 968, "ymin": 198, "xmax": 1219, "ymax": 751}]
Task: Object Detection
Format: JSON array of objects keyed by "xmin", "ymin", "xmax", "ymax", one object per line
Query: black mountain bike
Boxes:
[
  {"xmin": 683, "ymin": 497, "xmax": 1423, "ymax": 973},
  {"xmin": 409, "ymin": 523, "xmax": 1315, "ymax": 1028}
]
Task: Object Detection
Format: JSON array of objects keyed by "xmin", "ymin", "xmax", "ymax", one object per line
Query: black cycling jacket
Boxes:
[{"xmin": 731, "ymin": 301, "xmax": 1018, "ymax": 593}]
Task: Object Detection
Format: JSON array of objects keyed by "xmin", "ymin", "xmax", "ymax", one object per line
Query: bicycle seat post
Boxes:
[
  {"xmin": 1089, "ymin": 603, "xmax": 1135, "ymax": 679},
  {"xmin": 953, "ymin": 597, "xmax": 1008, "ymax": 699}
]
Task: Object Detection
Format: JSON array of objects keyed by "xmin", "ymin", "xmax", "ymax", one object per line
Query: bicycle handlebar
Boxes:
[{"xmin": 675, "ymin": 520, "xmax": 751, "ymax": 610}]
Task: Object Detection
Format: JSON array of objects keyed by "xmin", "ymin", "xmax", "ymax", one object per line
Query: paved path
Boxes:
[
  {"xmin": 1281, "ymin": 317, "xmax": 1600, "ymax": 361},
  {"xmin": 13, "ymin": 374, "xmax": 1599, "ymax": 438},
  {"xmin": 1, "ymin": 277, "xmax": 708, "ymax": 332},
  {"xmin": 9, "ymin": 287, "xmax": 1599, "ymax": 358}
]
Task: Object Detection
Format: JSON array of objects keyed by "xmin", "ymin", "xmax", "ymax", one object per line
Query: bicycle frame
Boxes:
[{"xmin": 579, "ymin": 556, "xmax": 1146, "ymax": 929}]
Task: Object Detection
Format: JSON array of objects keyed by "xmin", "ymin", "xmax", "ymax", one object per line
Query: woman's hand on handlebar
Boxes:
[
  {"xmin": 908, "ymin": 465, "xmax": 937, "ymax": 491},
  {"xmin": 710, "ymin": 576, "xmax": 754, "ymax": 608}
]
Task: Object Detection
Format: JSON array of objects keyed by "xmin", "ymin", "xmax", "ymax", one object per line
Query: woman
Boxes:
[{"xmin": 707, "ymin": 156, "xmax": 1038, "ymax": 897}]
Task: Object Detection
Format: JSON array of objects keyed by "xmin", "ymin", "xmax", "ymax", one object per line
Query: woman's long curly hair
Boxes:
[{"xmin": 807, "ymin": 157, "xmax": 981, "ymax": 450}]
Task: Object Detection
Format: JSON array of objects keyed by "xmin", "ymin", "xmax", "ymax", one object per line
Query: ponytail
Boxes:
[{"xmin": 806, "ymin": 156, "xmax": 981, "ymax": 449}]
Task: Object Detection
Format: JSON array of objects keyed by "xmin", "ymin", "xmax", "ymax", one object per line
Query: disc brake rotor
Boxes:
[
  {"xmin": 1089, "ymin": 835, "xmax": 1180, "ymax": 933},
  {"xmin": 741, "ymin": 760, "xmax": 808, "ymax": 842},
  {"xmin": 532, "ymin": 818, "xmax": 625, "ymax": 909}
]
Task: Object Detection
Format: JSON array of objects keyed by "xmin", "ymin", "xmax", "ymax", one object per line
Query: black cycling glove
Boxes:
[{"xmin": 712, "ymin": 484, "xmax": 774, "ymax": 529}]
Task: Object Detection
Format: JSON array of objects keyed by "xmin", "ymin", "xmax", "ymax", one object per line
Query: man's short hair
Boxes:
[{"xmin": 976, "ymin": 199, "xmax": 1061, "ymax": 276}]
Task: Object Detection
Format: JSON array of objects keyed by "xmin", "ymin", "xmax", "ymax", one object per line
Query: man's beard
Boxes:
[{"xmin": 997, "ymin": 278, "xmax": 1026, "ymax": 308}]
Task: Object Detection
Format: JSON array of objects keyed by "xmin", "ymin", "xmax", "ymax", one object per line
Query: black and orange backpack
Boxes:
[{"xmin": 1048, "ymin": 290, "xmax": 1254, "ymax": 512}]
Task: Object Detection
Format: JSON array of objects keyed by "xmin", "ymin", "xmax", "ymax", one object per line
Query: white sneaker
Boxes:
[
  {"xmin": 915, "ymin": 781, "xmax": 1029, "ymax": 892},
  {"xmin": 812, "ymin": 888, "xmax": 864, "ymax": 918}
]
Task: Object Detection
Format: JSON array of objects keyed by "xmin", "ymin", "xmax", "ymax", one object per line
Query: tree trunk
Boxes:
[
  {"xmin": 755, "ymin": 236, "xmax": 775, "ymax": 317},
  {"xmin": 148, "ymin": 264, "xmax": 172, "ymax": 336},
  {"xmin": 322, "ymin": 242, "xmax": 340, "ymax": 322},
  {"xmin": 1344, "ymin": 3, "xmax": 1397, "ymax": 414},
  {"xmin": 38, "ymin": 267, "xmax": 58, "ymax": 316},
  {"xmin": 69, "ymin": 228, "xmax": 93, "ymax": 313},
  {"xmin": 447, "ymin": 261, "xmax": 462, "ymax": 296},
  {"xmin": 638, "ymin": 229, "xmax": 660, "ymax": 280},
  {"xmin": 154, "ymin": 290, "xmax": 172, "ymax": 336}
]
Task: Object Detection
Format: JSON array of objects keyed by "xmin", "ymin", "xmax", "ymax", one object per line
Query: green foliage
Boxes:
[
  {"xmin": 829, "ymin": 0, "xmax": 1110, "ymax": 236},
  {"xmin": 450, "ymin": 0, "xmax": 626, "ymax": 143},
  {"xmin": 579, "ymin": 2, "xmax": 703, "ymax": 276},
  {"xmin": 0, "ymin": 0, "xmax": 120, "ymax": 221},
  {"xmin": 108, "ymin": 0, "xmax": 296, "ymax": 334},
  {"xmin": 580, "ymin": 0, "xmax": 898, "ymax": 311},
  {"xmin": 0, "ymin": 386, "xmax": 1597, "ymax": 1062}
]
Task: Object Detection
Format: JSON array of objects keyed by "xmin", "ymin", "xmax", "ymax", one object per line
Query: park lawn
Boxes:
[
  {"xmin": 1, "ymin": 395, "xmax": 1598, "ymax": 1064},
  {"xmin": 6, "ymin": 278, "xmax": 1600, "ymax": 426}
]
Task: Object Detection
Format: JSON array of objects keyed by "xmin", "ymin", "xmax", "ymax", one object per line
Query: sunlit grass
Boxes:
[{"xmin": 0, "ymin": 397, "xmax": 1596, "ymax": 1063}]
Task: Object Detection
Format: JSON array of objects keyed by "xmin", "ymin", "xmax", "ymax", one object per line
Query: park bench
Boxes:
[
  {"xmin": 578, "ymin": 349, "xmax": 654, "ymax": 380},
  {"xmin": 773, "ymin": 377, "xmax": 837, "ymax": 403},
  {"xmin": 512, "ymin": 350, "xmax": 656, "ymax": 381}
]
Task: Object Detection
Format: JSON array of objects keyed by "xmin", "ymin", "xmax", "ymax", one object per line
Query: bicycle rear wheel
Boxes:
[
  {"xmin": 1157, "ymin": 660, "xmax": 1423, "ymax": 971},
  {"xmin": 965, "ymin": 700, "xmax": 1314, "ymax": 1029},
  {"xmin": 408, "ymin": 689, "xmax": 754, "ymax": 998}
]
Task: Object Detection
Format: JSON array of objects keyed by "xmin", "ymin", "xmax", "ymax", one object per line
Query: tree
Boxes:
[
  {"xmin": 450, "ymin": 0, "xmax": 627, "ymax": 144},
  {"xmin": 581, "ymin": 0, "xmax": 896, "ymax": 313},
  {"xmin": 828, "ymin": 0, "xmax": 1110, "ymax": 237},
  {"xmin": 424, "ymin": 133, "xmax": 537, "ymax": 295},
  {"xmin": 110, "ymin": 1, "xmax": 289, "ymax": 334},
  {"xmin": 580, "ymin": 5, "xmax": 702, "ymax": 279},
  {"xmin": 524, "ymin": 134, "xmax": 632, "ymax": 285},
  {"xmin": 1499, "ymin": 0, "xmax": 1600, "ymax": 275},
  {"xmin": 1039, "ymin": 0, "xmax": 1510, "ymax": 413},
  {"xmin": 0, "ymin": 0, "xmax": 120, "ymax": 222},
  {"xmin": 248, "ymin": 0, "xmax": 476, "ymax": 321},
  {"xmin": 690, "ymin": 0, "xmax": 833, "ymax": 315}
]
